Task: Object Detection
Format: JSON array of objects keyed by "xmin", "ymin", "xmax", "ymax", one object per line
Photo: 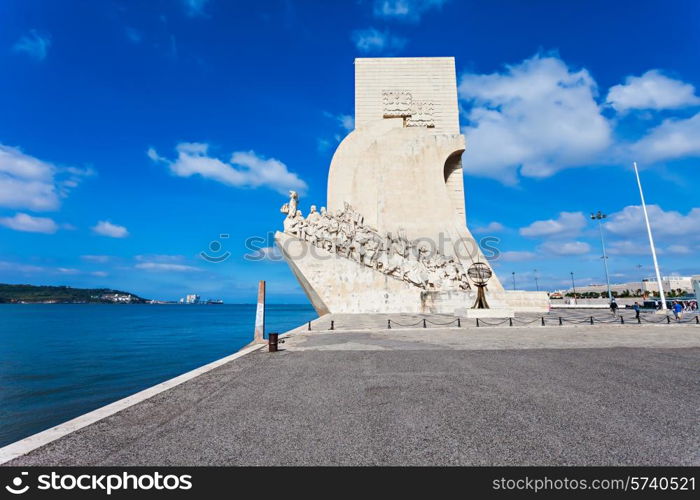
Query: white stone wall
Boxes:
[{"xmin": 355, "ymin": 57, "xmax": 460, "ymax": 135}]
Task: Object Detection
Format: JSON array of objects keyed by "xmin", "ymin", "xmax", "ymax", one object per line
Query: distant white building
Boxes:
[
  {"xmin": 562, "ymin": 276, "xmax": 694, "ymax": 296},
  {"xmin": 185, "ymin": 294, "xmax": 200, "ymax": 304},
  {"xmin": 100, "ymin": 293, "xmax": 133, "ymax": 303}
]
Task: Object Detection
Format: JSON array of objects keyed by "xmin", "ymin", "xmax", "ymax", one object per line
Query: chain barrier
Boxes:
[{"xmin": 307, "ymin": 313, "xmax": 699, "ymax": 330}]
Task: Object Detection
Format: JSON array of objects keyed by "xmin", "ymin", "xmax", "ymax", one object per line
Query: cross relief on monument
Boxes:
[{"xmin": 382, "ymin": 89, "xmax": 435, "ymax": 128}]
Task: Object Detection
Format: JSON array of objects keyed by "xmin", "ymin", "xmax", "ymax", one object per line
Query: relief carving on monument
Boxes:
[
  {"xmin": 382, "ymin": 90, "xmax": 435, "ymax": 128},
  {"xmin": 280, "ymin": 192, "xmax": 471, "ymax": 292},
  {"xmin": 406, "ymin": 100, "xmax": 435, "ymax": 128},
  {"xmin": 382, "ymin": 90, "xmax": 413, "ymax": 117}
]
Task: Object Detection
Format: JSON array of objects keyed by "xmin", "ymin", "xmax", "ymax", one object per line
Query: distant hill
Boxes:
[{"xmin": 0, "ymin": 284, "xmax": 149, "ymax": 304}]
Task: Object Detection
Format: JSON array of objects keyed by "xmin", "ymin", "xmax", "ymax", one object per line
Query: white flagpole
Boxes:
[{"xmin": 633, "ymin": 162, "xmax": 667, "ymax": 310}]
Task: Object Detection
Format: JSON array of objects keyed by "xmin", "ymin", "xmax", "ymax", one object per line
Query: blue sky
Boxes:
[{"xmin": 1, "ymin": 0, "xmax": 698, "ymax": 302}]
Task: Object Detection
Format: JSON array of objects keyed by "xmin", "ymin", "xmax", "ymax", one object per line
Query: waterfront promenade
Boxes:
[{"xmin": 3, "ymin": 317, "xmax": 699, "ymax": 466}]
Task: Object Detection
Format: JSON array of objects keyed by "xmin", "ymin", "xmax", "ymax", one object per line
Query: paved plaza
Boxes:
[{"xmin": 5, "ymin": 321, "xmax": 699, "ymax": 466}]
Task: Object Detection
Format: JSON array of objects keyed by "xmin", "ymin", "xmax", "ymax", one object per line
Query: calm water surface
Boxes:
[{"xmin": 0, "ymin": 304, "xmax": 316, "ymax": 447}]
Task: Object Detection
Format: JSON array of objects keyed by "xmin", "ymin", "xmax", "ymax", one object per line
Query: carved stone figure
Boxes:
[{"xmin": 280, "ymin": 199, "xmax": 474, "ymax": 291}]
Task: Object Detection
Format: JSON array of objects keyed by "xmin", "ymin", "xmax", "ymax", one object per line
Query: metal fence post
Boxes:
[
  {"xmin": 422, "ymin": 318, "xmax": 427, "ymax": 328},
  {"xmin": 476, "ymin": 318, "xmax": 480, "ymax": 327},
  {"xmin": 330, "ymin": 320, "xmax": 335, "ymax": 330},
  {"xmin": 509, "ymin": 317, "xmax": 513, "ymax": 327},
  {"xmin": 387, "ymin": 319, "xmax": 391, "ymax": 329},
  {"xmin": 590, "ymin": 316, "xmax": 594, "ymax": 325},
  {"xmin": 541, "ymin": 316, "xmax": 545, "ymax": 326},
  {"xmin": 559, "ymin": 317, "xmax": 563, "ymax": 326}
]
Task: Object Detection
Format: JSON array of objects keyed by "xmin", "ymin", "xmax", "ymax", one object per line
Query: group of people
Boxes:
[
  {"xmin": 627, "ymin": 299, "xmax": 698, "ymax": 321},
  {"xmin": 280, "ymin": 192, "xmax": 472, "ymax": 291}
]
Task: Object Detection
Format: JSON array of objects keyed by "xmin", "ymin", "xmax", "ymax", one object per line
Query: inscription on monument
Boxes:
[
  {"xmin": 382, "ymin": 90, "xmax": 435, "ymax": 127},
  {"xmin": 382, "ymin": 90, "xmax": 413, "ymax": 117}
]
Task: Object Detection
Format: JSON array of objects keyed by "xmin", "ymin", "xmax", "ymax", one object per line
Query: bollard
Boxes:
[
  {"xmin": 423, "ymin": 318, "xmax": 427, "ymax": 328},
  {"xmin": 268, "ymin": 332, "xmax": 279, "ymax": 352},
  {"xmin": 254, "ymin": 280, "xmax": 266, "ymax": 344},
  {"xmin": 387, "ymin": 319, "xmax": 391, "ymax": 329},
  {"xmin": 541, "ymin": 316, "xmax": 545, "ymax": 326},
  {"xmin": 590, "ymin": 316, "xmax": 594, "ymax": 325},
  {"xmin": 457, "ymin": 318, "xmax": 461, "ymax": 327},
  {"xmin": 666, "ymin": 316, "xmax": 670, "ymax": 324},
  {"xmin": 330, "ymin": 320, "xmax": 335, "ymax": 330},
  {"xmin": 308, "ymin": 321, "xmax": 311, "ymax": 331},
  {"xmin": 559, "ymin": 317, "xmax": 563, "ymax": 326},
  {"xmin": 476, "ymin": 318, "xmax": 480, "ymax": 327},
  {"xmin": 509, "ymin": 317, "xmax": 513, "ymax": 327},
  {"xmin": 638, "ymin": 316, "xmax": 641, "ymax": 324},
  {"xmin": 620, "ymin": 316, "xmax": 625, "ymax": 324},
  {"xmin": 696, "ymin": 316, "xmax": 699, "ymax": 325}
]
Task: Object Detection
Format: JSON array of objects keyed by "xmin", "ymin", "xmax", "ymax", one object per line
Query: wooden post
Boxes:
[{"xmin": 254, "ymin": 280, "xmax": 265, "ymax": 343}]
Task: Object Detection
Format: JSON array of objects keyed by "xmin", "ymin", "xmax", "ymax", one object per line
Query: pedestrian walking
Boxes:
[
  {"xmin": 610, "ymin": 298, "xmax": 619, "ymax": 317},
  {"xmin": 633, "ymin": 301, "xmax": 640, "ymax": 321},
  {"xmin": 672, "ymin": 301, "xmax": 683, "ymax": 321}
]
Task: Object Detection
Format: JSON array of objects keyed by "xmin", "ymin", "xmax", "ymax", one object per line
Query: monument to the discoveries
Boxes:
[{"xmin": 276, "ymin": 57, "xmax": 548, "ymax": 316}]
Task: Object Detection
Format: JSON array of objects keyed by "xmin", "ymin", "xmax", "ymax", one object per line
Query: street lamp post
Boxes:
[
  {"xmin": 533, "ymin": 269, "xmax": 539, "ymax": 292},
  {"xmin": 511, "ymin": 272, "xmax": 516, "ymax": 291},
  {"xmin": 591, "ymin": 211, "xmax": 613, "ymax": 302},
  {"xmin": 570, "ymin": 271, "xmax": 577, "ymax": 305}
]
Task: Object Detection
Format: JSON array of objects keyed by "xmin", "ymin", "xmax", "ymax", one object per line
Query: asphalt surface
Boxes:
[{"xmin": 5, "ymin": 325, "xmax": 699, "ymax": 465}]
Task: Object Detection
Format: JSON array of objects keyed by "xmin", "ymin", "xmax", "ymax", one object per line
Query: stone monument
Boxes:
[{"xmin": 275, "ymin": 57, "xmax": 549, "ymax": 316}]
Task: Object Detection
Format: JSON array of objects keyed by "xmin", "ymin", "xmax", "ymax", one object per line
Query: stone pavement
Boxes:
[{"xmin": 5, "ymin": 324, "xmax": 700, "ymax": 466}]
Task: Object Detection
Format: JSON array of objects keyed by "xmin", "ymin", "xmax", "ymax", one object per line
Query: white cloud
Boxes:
[
  {"xmin": 134, "ymin": 254, "xmax": 200, "ymax": 272},
  {"xmin": 125, "ymin": 27, "xmax": 142, "ymax": 44},
  {"xmin": 91, "ymin": 271, "xmax": 109, "ymax": 277},
  {"xmin": 607, "ymin": 240, "xmax": 652, "ymax": 256},
  {"xmin": 13, "ymin": 30, "xmax": 51, "ymax": 61},
  {"xmin": 604, "ymin": 205, "xmax": 700, "ymax": 239},
  {"xmin": 324, "ymin": 112, "xmax": 354, "ymax": 131},
  {"xmin": 628, "ymin": 112, "xmax": 700, "ymax": 163},
  {"xmin": 81, "ymin": 255, "xmax": 111, "ymax": 263},
  {"xmin": 182, "ymin": 0, "xmax": 209, "ymax": 17},
  {"xmin": 351, "ymin": 27, "xmax": 407, "ymax": 54},
  {"xmin": 497, "ymin": 250, "xmax": 536, "ymax": 262},
  {"xmin": 372, "ymin": 0, "xmax": 448, "ymax": 22},
  {"xmin": 473, "ymin": 221, "xmax": 505, "ymax": 233},
  {"xmin": 519, "ymin": 211, "xmax": 587, "ymax": 238},
  {"xmin": 56, "ymin": 267, "xmax": 79, "ymax": 274},
  {"xmin": 666, "ymin": 244, "xmax": 693, "ymax": 255},
  {"xmin": 92, "ymin": 221, "xmax": 129, "ymax": 238},
  {"xmin": 459, "ymin": 54, "xmax": 612, "ymax": 182},
  {"xmin": 539, "ymin": 240, "xmax": 591, "ymax": 256},
  {"xmin": 0, "ymin": 144, "xmax": 91, "ymax": 211},
  {"xmin": 0, "ymin": 213, "xmax": 58, "ymax": 234},
  {"xmin": 606, "ymin": 70, "xmax": 700, "ymax": 112},
  {"xmin": 316, "ymin": 138, "xmax": 331, "ymax": 153},
  {"xmin": 149, "ymin": 143, "xmax": 307, "ymax": 195},
  {"xmin": 135, "ymin": 262, "xmax": 200, "ymax": 272}
]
